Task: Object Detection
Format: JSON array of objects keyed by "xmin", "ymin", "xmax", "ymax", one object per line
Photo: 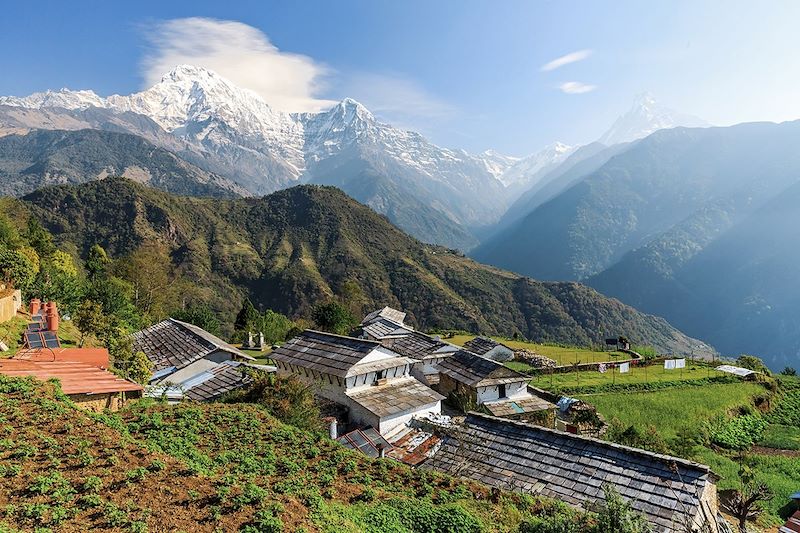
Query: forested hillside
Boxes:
[
  {"xmin": 0, "ymin": 128, "xmax": 247, "ymax": 198},
  {"xmin": 15, "ymin": 178, "xmax": 710, "ymax": 355}
]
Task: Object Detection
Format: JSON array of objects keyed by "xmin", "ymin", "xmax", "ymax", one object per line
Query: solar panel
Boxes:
[
  {"xmin": 27, "ymin": 323, "xmax": 42, "ymax": 333},
  {"xmin": 25, "ymin": 333, "xmax": 44, "ymax": 348},
  {"xmin": 42, "ymin": 331, "xmax": 60, "ymax": 348}
]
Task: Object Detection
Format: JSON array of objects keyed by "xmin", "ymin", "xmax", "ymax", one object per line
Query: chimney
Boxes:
[
  {"xmin": 30, "ymin": 298, "xmax": 41, "ymax": 316},
  {"xmin": 377, "ymin": 443, "xmax": 386, "ymax": 458},
  {"xmin": 324, "ymin": 417, "xmax": 338, "ymax": 439},
  {"xmin": 45, "ymin": 302, "xmax": 59, "ymax": 332}
]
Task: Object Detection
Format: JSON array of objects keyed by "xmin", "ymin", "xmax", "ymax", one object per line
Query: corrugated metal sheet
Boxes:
[{"xmin": 0, "ymin": 359, "xmax": 142, "ymax": 394}]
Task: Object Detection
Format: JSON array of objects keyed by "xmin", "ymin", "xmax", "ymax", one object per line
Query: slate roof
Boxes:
[
  {"xmin": 381, "ymin": 331, "xmax": 459, "ymax": 360},
  {"xmin": 0, "ymin": 359, "xmax": 142, "ymax": 395},
  {"xmin": 437, "ymin": 350, "xmax": 527, "ymax": 387},
  {"xmin": 346, "ymin": 377, "xmax": 444, "ymax": 418},
  {"xmin": 483, "ymin": 395, "xmax": 556, "ymax": 417},
  {"xmin": 425, "ymin": 413, "xmax": 718, "ymax": 533},
  {"xmin": 183, "ymin": 361, "xmax": 252, "ymax": 402},
  {"xmin": 360, "ymin": 317, "xmax": 414, "ymax": 340},
  {"xmin": 131, "ymin": 318, "xmax": 252, "ymax": 372},
  {"xmin": 463, "ymin": 337, "xmax": 513, "ymax": 356},
  {"xmin": 362, "ymin": 306, "xmax": 407, "ymax": 325},
  {"xmin": 271, "ymin": 330, "xmax": 409, "ymax": 378}
]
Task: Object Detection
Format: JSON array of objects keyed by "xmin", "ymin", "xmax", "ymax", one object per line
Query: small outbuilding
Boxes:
[
  {"xmin": 463, "ymin": 336, "xmax": 515, "ymax": 362},
  {"xmin": 0, "ymin": 359, "xmax": 142, "ymax": 411}
]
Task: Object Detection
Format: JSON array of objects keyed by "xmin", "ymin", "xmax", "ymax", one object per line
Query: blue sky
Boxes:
[{"xmin": 2, "ymin": 0, "xmax": 799, "ymax": 155}]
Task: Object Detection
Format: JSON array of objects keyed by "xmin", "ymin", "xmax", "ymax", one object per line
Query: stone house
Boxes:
[{"xmin": 271, "ymin": 330, "xmax": 443, "ymax": 437}]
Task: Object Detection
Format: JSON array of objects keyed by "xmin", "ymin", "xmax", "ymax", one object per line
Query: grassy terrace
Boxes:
[
  {"xmin": 579, "ymin": 379, "xmax": 799, "ymax": 528},
  {"xmin": 447, "ymin": 335, "xmax": 628, "ymax": 366},
  {"xmin": 530, "ymin": 362, "xmax": 729, "ymax": 392}
]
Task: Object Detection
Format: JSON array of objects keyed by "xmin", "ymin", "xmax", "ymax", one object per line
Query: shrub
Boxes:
[
  {"xmin": 709, "ymin": 414, "xmax": 768, "ymax": 450},
  {"xmin": 782, "ymin": 367, "xmax": 797, "ymax": 376}
]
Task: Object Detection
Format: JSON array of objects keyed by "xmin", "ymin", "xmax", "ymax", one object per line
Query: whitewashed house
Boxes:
[
  {"xmin": 437, "ymin": 349, "xmax": 554, "ymax": 421},
  {"xmin": 271, "ymin": 330, "xmax": 444, "ymax": 437}
]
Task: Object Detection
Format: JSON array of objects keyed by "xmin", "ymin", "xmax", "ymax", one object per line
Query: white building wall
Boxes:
[
  {"xmin": 378, "ymin": 400, "xmax": 442, "ymax": 438},
  {"xmin": 477, "ymin": 380, "xmax": 530, "ymax": 404}
]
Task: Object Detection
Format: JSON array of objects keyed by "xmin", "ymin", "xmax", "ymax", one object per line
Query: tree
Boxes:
[
  {"xmin": 74, "ymin": 300, "xmax": 107, "ymax": 347},
  {"xmin": 172, "ymin": 304, "xmax": 221, "ymax": 336},
  {"xmin": 114, "ymin": 243, "xmax": 176, "ymax": 320},
  {"xmin": 25, "ymin": 218, "xmax": 55, "ymax": 259},
  {"xmin": 86, "ymin": 276, "xmax": 138, "ymax": 328},
  {"xmin": 728, "ymin": 465, "xmax": 773, "ymax": 532},
  {"xmin": 234, "ymin": 298, "xmax": 260, "ymax": 332},
  {"xmin": 781, "ymin": 367, "xmax": 796, "ymax": 376},
  {"xmin": 115, "ymin": 351, "xmax": 153, "ymax": 385},
  {"xmin": 85, "ymin": 244, "xmax": 111, "ymax": 280},
  {"xmin": 225, "ymin": 371, "xmax": 322, "ymax": 432},
  {"xmin": 592, "ymin": 484, "xmax": 652, "ymax": 533},
  {"xmin": 0, "ymin": 245, "xmax": 37, "ymax": 292},
  {"xmin": 261, "ymin": 309, "xmax": 294, "ymax": 345},
  {"xmin": 312, "ymin": 301, "xmax": 355, "ymax": 335}
]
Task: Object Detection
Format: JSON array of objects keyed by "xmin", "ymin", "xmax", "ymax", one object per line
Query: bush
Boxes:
[
  {"xmin": 709, "ymin": 414, "xmax": 768, "ymax": 450},
  {"xmin": 781, "ymin": 367, "xmax": 797, "ymax": 376},
  {"xmin": 736, "ymin": 355, "xmax": 770, "ymax": 375}
]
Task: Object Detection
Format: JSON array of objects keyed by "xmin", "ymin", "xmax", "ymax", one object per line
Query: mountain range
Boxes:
[
  {"xmin": 14, "ymin": 177, "xmax": 711, "ymax": 356},
  {"xmin": 0, "ymin": 66, "xmax": 703, "ymax": 251},
  {"xmin": 476, "ymin": 120, "xmax": 800, "ymax": 369}
]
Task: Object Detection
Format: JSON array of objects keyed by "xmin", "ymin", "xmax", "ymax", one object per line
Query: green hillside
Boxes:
[
  {"xmin": 0, "ymin": 128, "xmax": 247, "ymax": 198},
  {"xmin": 0, "ymin": 374, "xmax": 636, "ymax": 532},
  {"xmin": 17, "ymin": 178, "xmax": 709, "ymax": 355}
]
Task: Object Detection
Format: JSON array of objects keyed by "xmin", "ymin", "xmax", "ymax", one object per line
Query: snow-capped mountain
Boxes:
[
  {"xmin": 0, "ymin": 65, "xmax": 510, "ymax": 249},
  {"xmin": 598, "ymin": 93, "xmax": 709, "ymax": 146},
  {"xmin": 477, "ymin": 149, "xmax": 519, "ymax": 179},
  {"xmin": 498, "ymin": 142, "xmax": 575, "ymax": 188}
]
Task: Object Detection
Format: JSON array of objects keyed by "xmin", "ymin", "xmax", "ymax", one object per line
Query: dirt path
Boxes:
[{"xmin": 751, "ymin": 445, "xmax": 800, "ymax": 457}]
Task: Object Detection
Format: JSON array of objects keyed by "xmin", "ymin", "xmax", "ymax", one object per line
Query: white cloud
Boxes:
[
  {"xmin": 341, "ymin": 72, "xmax": 457, "ymax": 131},
  {"xmin": 141, "ymin": 17, "xmax": 335, "ymax": 112},
  {"xmin": 558, "ymin": 81, "xmax": 597, "ymax": 94},
  {"xmin": 541, "ymin": 49, "xmax": 593, "ymax": 72}
]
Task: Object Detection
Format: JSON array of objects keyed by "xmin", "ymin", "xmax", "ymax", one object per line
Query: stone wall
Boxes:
[{"xmin": 69, "ymin": 391, "xmax": 140, "ymax": 412}]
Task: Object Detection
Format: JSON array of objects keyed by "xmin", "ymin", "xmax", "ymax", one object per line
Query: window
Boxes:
[{"xmin": 498, "ymin": 384, "xmax": 507, "ymax": 399}]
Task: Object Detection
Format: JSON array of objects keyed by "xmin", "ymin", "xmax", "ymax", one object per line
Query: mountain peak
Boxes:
[
  {"xmin": 160, "ymin": 64, "xmax": 222, "ymax": 83},
  {"xmin": 598, "ymin": 94, "xmax": 708, "ymax": 146}
]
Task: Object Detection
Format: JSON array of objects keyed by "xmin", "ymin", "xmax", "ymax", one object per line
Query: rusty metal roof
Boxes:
[
  {"xmin": 14, "ymin": 347, "xmax": 111, "ymax": 368},
  {"xmin": 0, "ymin": 359, "xmax": 142, "ymax": 394}
]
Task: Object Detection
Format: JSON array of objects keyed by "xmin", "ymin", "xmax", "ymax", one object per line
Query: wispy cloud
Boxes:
[
  {"xmin": 140, "ymin": 17, "xmax": 335, "ymax": 112},
  {"xmin": 540, "ymin": 49, "xmax": 593, "ymax": 72},
  {"xmin": 340, "ymin": 72, "xmax": 457, "ymax": 131},
  {"xmin": 558, "ymin": 81, "xmax": 597, "ymax": 94}
]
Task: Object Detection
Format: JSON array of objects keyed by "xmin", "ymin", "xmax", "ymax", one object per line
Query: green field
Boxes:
[
  {"xmin": 583, "ymin": 381, "xmax": 797, "ymax": 527},
  {"xmin": 530, "ymin": 362, "xmax": 728, "ymax": 392},
  {"xmin": 578, "ymin": 382, "xmax": 763, "ymax": 442},
  {"xmin": 447, "ymin": 335, "xmax": 628, "ymax": 366}
]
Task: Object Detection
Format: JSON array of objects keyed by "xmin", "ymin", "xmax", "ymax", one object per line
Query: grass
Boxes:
[
  {"xmin": 0, "ymin": 315, "xmax": 28, "ymax": 356},
  {"xmin": 530, "ymin": 362, "xmax": 728, "ymax": 392},
  {"xmin": 447, "ymin": 335, "xmax": 628, "ymax": 366},
  {"xmin": 584, "ymin": 380, "xmax": 798, "ymax": 527},
  {"xmin": 759, "ymin": 425, "xmax": 800, "ymax": 450},
  {"xmin": 579, "ymin": 382, "xmax": 763, "ymax": 443}
]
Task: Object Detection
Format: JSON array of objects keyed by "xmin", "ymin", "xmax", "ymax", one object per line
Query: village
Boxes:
[{"xmin": 3, "ymin": 282, "xmax": 796, "ymax": 533}]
